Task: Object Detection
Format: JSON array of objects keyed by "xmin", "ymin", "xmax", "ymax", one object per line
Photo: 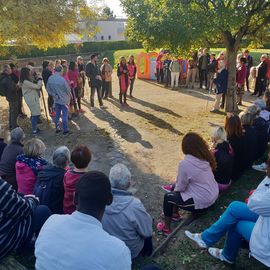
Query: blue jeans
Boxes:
[
  {"xmin": 54, "ymin": 103, "xmax": 69, "ymax": 132},
  {"xmin": 202, "ymin": 201, "xmax": 258, "ymax": 262},
  {"xmin": 31, "ymin": 115, "xmax": 39, "ymax": 132}
]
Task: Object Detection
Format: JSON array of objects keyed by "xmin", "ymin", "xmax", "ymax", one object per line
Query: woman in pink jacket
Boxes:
[
  {"xmin": 157, "ymin": 132, "xmax": 219, "ymax": 235},
  {"xmin": 16, "ymin": 138, "xmax": 47, "ymax": 195},
  {"xmin": 236, "ymin": 57, "xmax": 247, "ymax": 105}
]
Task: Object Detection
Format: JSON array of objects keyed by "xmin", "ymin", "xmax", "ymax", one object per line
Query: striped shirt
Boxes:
[{"xmin": 0, "ymin": 178, "xmax": 38, "ymax": 259}]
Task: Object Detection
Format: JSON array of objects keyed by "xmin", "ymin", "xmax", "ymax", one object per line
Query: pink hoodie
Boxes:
[{"xmin": 175, "ymin": 155, "xmax": 219, "ymax": 209}]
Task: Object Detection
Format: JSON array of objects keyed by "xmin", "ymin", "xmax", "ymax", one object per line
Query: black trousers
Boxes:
[
  {"xmin": 8, "ymin": 100, "xmax": 19, "ymax": 130},
  {"xmin": 156, "ymin": 69, "xmax": 164, "ymax": 83},
  {"xmin": 48, "ymin": 94, "xmax": 54, "ymax": 113},
  {"xmin": 246, "ymin": 68, "xmax": 250, "ymax": 91},
  {"xmin": 129, "ymin": 78, "xmax": 135, "ymax": 94},
  {"xmin": 90, "ymin": 86, "xmax": 103, "ymax": 107},
  {"xmin": 200, "ymin": 69, "xmax": 208, "ymax": 88},
  {"xmin": 119, "ymin": 92, "xmax": 127, "ymax": 104},
  {"xmin": 164, "ymin": 69, "xmax": 171, "ymax": 87},
  {"xmin": 139, "ymin": 237, "xmax": 153, "ymax": 257},
  {"xmin": 102, "ymin": 80, "xmax": 112, "ymax": 98},
  {"xmin": 163, "ymin": 191, "xmax": 196, "ymax": 217}
]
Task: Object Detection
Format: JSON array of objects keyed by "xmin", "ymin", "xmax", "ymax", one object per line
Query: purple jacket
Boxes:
[{"xmin": 175, "ymin": 155, "xmax": 219, "ymax": 209}]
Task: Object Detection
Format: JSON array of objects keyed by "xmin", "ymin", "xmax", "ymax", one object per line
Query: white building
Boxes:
[{"xmin": 66, "ymin": 18, "xmax": 127, "ymax": 43}]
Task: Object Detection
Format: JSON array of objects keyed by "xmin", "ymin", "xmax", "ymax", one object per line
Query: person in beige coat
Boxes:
[
  {"xmin": 100, "ymin": 58, "xmax": 113, "ymax": 99},
  {"xmin": 20, "ymin": 67, "xmax": 43, "ymax": 135}
]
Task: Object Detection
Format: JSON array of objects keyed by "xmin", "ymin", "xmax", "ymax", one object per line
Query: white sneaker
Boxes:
[
  {"xmin": 90, "ymin": 107, "xmax": 95, "ymax": 111},
  {"xmin": 185, "ymin": 231, "xmax": 207, "ymax": 248},
  {"xmin": 252, "ymin": 162, "xmax": 267, "ymax": 172},
  {"xmin": 100, "ymin": 105, "xmax": 107, "ymax": 109},
  {"xmin": 202, "ymin": 85, "xmax": 206, "ymax": 89},
  {"xmin": 208, "ymin": 248, "xmax": 234, "ymax": 264}
]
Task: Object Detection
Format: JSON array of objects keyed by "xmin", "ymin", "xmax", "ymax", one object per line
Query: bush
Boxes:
[{"xmin": 0, "ymin": 41, "xmax": 142, "ymax": 60}]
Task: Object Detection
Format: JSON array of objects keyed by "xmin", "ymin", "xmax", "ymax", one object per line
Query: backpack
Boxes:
[{"xmin": 33, "ymin": 167, "xmax": 65, "ymax": 214}]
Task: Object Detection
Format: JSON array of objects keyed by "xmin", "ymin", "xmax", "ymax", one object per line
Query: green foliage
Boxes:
[
  {"xmin": 101, "ymin": 6, "xmax": 115, "ymax": 19},
  {"xmin": 0, "ymin": 41, "xmax": 142, "ymax": 60}
]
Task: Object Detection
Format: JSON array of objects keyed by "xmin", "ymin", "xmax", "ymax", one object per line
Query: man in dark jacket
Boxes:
[
  {"xmin": 0, "ymin": 127, "xmax": 25, "ymax": 190},
  {"xmin": 0, "ymin": 64, "xmax": 19, "ymax": 130},
  {"xmin": 198, "ymin": 48, "xmax": 210, "ymax": 89},
  {"xmin": 85, "ymin": 54, "xmax": 104, "ymax": 110}
]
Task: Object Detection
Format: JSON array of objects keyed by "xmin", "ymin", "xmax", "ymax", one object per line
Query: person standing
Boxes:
[
  {"xmin": 163, "ymin": 54, "xmax": 172, "ymax": 87},
  {"xmin": 42, "ymin": 60, "xmax": 54, "ymax": 117},
  {"xmin": 185, "ymin": 58, "xmax": 195, "ymax": 89},
  {"xmin": 243, "ymin": 49, "xmax": 253, "ymax": 92},
  {"xmin": 100, "ymin": 58, "xmax": 113, "ymax": 99},
  {"xmin": 47, "ymin": 65, "xmax": 71, "ymax": 135},
  {"xmin": 117, "ymin": 57, "xmax": 129, "ymax": 106},
  {"xmin": 207, "ymin": 53, "xmax": 217, "ymax": 91},
  {"xmin": 236, "ymin": 57, "xmax": 247, "ymax": 105},
  {"xmin": 253, "ymin": 54, "xmax": 268, "ymax": 97},
  {"xmin": 85, "ymin": 54, "xmax": 104, "ymax": 111},
  {"xmin": 156, "ymin": 54, "xmax": 164, "ymax": 83},
  {"xmin": 169, "ymin": 58, "xmax": 181, "ymax": 89},
  {"xmin": 127, "ymin": 55, "xmax": 137, "ymax": 97},
  {"xmin": 198, "ymin": 48, "xmax": 210, "ymax": 89},
  {"xmin": 20, "ymin": 67, "xmax": 43, "ymax": 135},
  {"xmin": 77, "ymin": 56, "xmax": 86, "ymax": 99},
  {"xmin": 0, "ymin": 64, "xmax": 19, "ymax": 130}
]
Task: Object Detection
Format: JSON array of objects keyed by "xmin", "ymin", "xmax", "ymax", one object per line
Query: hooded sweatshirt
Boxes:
[
  {"xmin": 35, "ymin": 164, "xmax": 66, "ymax": 214},
  {"xmin": 175, "ymin": 155, "xmax": 219, "ymax": 209},
  {"xmin": 102, "ymin": 189, "xmax": 153, "ymax": 259}
]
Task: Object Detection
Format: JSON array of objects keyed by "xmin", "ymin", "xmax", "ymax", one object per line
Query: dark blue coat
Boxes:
[{"xmin": 214, "ymin": 69, "xmax": 228, "ymax": 94}]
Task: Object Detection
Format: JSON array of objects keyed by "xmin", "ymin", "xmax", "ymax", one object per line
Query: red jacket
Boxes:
[{"xmin": 63, "ymin": 169, "xmax": 85, "ymax": 214}]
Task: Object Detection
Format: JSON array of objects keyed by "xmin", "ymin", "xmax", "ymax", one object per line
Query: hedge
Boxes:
[{"xmin": 0, "ymin": 41, "xmax": 142, "ymax": 60}]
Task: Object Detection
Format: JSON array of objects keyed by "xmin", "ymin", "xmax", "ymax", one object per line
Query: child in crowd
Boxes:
[
  {"xmin": 211, "ymin": 126, "xmax": 234, "ymax": 192},
  {"xmin": 127, "ymin": 55, "xmax": 137, "ymax": 97},
  {"xmin": 236, "ymin": 57, "xmax": 247, "ymax": 105},
  {"xmin": 157, "ymin": 132, "xmax": 219, "ymax": 235},
  {"xmin": 16, "ymin": 138, "xmax": 47, "ymax": 195},
  {"xmin": 224, "ymin": 114, "xmax": 245, "ymax": 181},
  {"xmin": 63, "ymin": 145, "xmax": 91, "ymax": 214},
  {"xmin": 117, "ymin": 56, "xmax": 129, "ymax": 106},
  {"xmin": 100, "ymin": 58, "xmax": 113, "ymax": 99}
]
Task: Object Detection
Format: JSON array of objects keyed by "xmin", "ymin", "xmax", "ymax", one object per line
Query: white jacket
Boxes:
[{"xmin": 248, "ymin": 176, "xmax": 270, "ymax": 267}]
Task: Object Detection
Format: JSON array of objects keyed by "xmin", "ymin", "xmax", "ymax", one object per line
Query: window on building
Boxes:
[
  {"xmin": 108, "ymin": 35, "xmax": 111, "ymax": 40},
  {"xmin": 101, "ymin": 35, "xmax": 104, "ymax": 40}
]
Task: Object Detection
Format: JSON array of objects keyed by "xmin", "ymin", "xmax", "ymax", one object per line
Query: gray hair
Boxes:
[
  {"xmin": 52, "ymin": 146, "xmax": 70, "ymax": 169},
  {"xmin": 10, "ymin": 127, "xmax": 25, "ymax": 143},
  {"xmin": 55, "ymin": 65, "xmax": 63, "ymax": 73},
  {"xmin": 109, "ymin": 163, "xmax": 131, "ymax": 190}
]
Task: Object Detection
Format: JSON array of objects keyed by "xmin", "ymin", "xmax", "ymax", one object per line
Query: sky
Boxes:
[{"xmin": 103, "ymin": 0, "xmax": 125, "ymax": 17}]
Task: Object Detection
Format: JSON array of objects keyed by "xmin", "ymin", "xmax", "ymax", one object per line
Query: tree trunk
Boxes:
[{"xmin": 225, "ymin": 49, "xmax": 238, "ymax": 113}]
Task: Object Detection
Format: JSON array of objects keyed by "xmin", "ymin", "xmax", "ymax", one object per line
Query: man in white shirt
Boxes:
[{"xmin": 35, "ymin": 171, "xmax": 131, "ymax": 270}]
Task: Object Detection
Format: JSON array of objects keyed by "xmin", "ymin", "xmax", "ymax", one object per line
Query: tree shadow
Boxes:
[
  {"xmin": 131, "ymin": 97, "xmax": 182, "ymax": 118},
  {"xmin": 108, "ymin": 98, "xmax": 183, "ymax": 136}
]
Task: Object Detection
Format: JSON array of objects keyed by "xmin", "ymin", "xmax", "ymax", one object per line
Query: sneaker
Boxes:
[
  {"xmin": 210, "ymin": 109, "xmax": 219, "ymax": 113},
  {"xmin": 160, "ymin": 212, "xmax": 182, "ymax": 222},
  {"xmin": 63, "ymin": 131, "xmax": 71, "ymax": 136},
  {"xmin": 185, "ymin": 231, "xmax": 207, "ymax": 248},
  {"xmin": 78, "ymin": 109, "xmax": 85, "ymax": 113},
  {"xmin": 161, "ymin": 184, "xmax": 175, "ymax": 192},
  {"xmin": 50, "ymin": 111, "xmax": 56, "ymax": 117},
  {"xmin": 56, "ymin": 128, "xmax": 61, "ymax": 134},
  {"xmin": 252, "ymin": 162, "xmax": 267, "ymax": 172},
  {"xmin": 90, "ymin": 107, "xmax": 95, "ymax": 111},
  {"xmin": 100, "ymin": 105, "xmax": 107, "ymax": 109},
  {"xmin": 156, "ymin": 222, "xmax": 172, "ymax": 236},
  {"xmin": 202, "ymin": 85, "xmax": 206, "ymax": 89},
  {"xmin": 208, "ymin": 248, "xmax": 234, "ymax": 264}
]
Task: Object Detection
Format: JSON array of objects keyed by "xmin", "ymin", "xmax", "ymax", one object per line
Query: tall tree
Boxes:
[
  {"xmin": 101, "ymin": 6, "xmax": 115, "ymax": 18},
  {"xmin": 0, "ymin": 0, "xmax": 99, "ymax": 52},
  {"xmin": 121, "ymin": 0, "xmax": 270, "ymax": 112}
]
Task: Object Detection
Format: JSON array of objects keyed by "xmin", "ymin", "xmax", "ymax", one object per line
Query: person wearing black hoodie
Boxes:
[
  {"xmin": 34, "ymin": 146, "xmax": 70, "ymax": 214},
  {"xmin": 239, "ymin": 111, "xmax": 257, "ymax": 169}
]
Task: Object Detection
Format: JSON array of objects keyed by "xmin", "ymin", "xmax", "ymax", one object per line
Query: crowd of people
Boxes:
[
  {"xmin": 155, "ymin": 48, "xmax": 270, "ymax": 112},
  {"xmin": 0, "ymin": 88, "xmax": 270, "ymax": 267},
  {"xmin": 0, "ymin": 54, "xmax": 137, "ymax": 135}
]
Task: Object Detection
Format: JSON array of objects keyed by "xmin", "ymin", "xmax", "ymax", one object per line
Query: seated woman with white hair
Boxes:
[
  {"xmin": 34, "ymin": 146, "xmax": 70, "ymax": 214},
  {"xmin": 102, "ymin": 163, "xmax": 153, "ymax": 259},
  {"xmin": 211, "ymin": 126, "xmax": 234, "ymax": 192}
]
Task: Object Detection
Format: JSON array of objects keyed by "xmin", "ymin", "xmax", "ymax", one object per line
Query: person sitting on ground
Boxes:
[
  {"xmin": 247, "ymin": 103, "xmax": 268, "ymax": 161},
  {"xmin": 0, "ymin": 127, "xmax": 25, "ymax": 190},
  {"xmin": 224, "ymin": 114, "xmax": 245, "ymax": 181},
  {"xmin": 16, "ymin": 138, "xmax": 47, "ymax": 195},
  {"xmin": 35, "ymin": 171, "xmax": 131, "ymax": 270},
  {"xmin": 47, "ymin": 65, "xmax": 71, "ymax": 135},
  {"xmin": 185, "ymin": 157, "xmax": 270, "ymax": 267},
  {"xmin": 239, "ymin": 111, "xmax": 257, "ymax": 169},
  {"xmin": 63, "ymin": 145, "xmax": 91, "ymax": 214},
  {"xmin": 34, "ymin": 146, "xmax": 70, "ymax": 214},
  {"xmin": 211, "ymin": 126, "xmax": 234, "ymax": 192},
  {"xmin": 157, "ymin": 132, "xmax": 219, "ymax": 235},
  {"xmin": 102, "ymin": 163, "xmax": 153, "ymax": 259},
  {"xmin": 20, "ymin": 67, "xmax": 43, "ymax": 135},
  {"xmin": 0, "ymin": 176, "xmax": 51, "ymax": 260}
]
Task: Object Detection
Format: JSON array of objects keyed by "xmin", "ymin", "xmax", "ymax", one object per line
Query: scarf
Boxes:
[{"xmin": 17, "ymin": 154, "xmax": 47, "ymax": 176}]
